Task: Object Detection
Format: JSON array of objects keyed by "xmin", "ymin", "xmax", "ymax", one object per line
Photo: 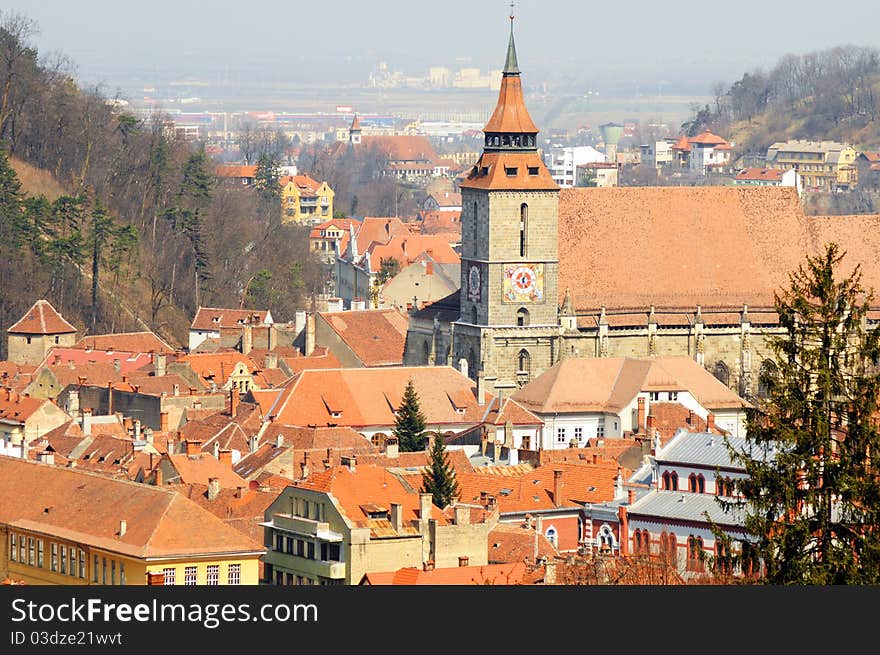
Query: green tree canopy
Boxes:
[
  {"xmin": 393, "ymin": 379, "xmax": 427, "ymax": 452},
  {"xmin": 421, "ymin": 431, "xmax": 459, "ymax": 509},
  {"xmin": 721, "ymin": 242, "xmax": 880, "ymax": 584}
]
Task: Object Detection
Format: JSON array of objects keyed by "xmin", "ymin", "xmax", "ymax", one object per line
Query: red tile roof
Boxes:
[
  {"xmin": 688, "ymin": 129, "xmax": 730, "ymax": 146},
  {"xmin": 483, "ymin": 71, "xmax": 538, "ymax": 134},
  {"xmin": 7, "ymin": 300, "xmax": 77, "ymax": 335},
  {"xmin": 41, "ymin": 348, "xmax": 155, "ymax": 376},
  {"xmin": 215, "ymin": 165, "xmax": 257, "ymax": 179},
  {"xmin": 367, "ymin": 234, "xmax": 460, "ymax": 266},
  {"xmin": 191, "ymin": 307, "xmax": 271, "ymax": 331},
  {"xmin": 739, "ymin": 167, "xmax": 786, "ymax": 181},
  {"xmin": 0, "ymin": 456, "xmax": 263, "ymax": 558},
  {"xmin": 460, "ymin": 152, "xmax": 558, "ymax": 191},
  {"xmin": 362, "ymin": 561, "xmax": 530, "ymax": 585},
  {"xmin": 72, "ymin": 332, "xmax": 176, "ymax": 354},
  {"xmin": 556, "ymin": 186, "xmax": 879, "ymax": 311},
  {"xmin": 165, "ymin": 452, "xmax": 248, "ymax": 488},
  {"xmin": 317, "ymin": 309, "xmax": 409, "ymax": 367},
  {"xmin": 271, "ymin": 366, "xmax": 491, "ymax": 430},
  {"xmin": 353, "ymin": 217, "xmax": 412, "ymax": 256},
  {"xmin": 488, "ymin": 522, "xmax": 559, "ymax": 564},
  {"xmin": 0, "ymin": 390, "xmax": 59, "ymax": 424},
  {"xmin": 360, "ymin": 135, "xmax": 440, "ymax": 164}
]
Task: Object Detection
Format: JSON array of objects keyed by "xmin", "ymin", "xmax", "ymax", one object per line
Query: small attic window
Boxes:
[
  {"xmin": 480, "ymin": 166, "xmax": 489, "ymax": 176},
  {"xmin": 528, "ymin": 166, "xmax": 539, "ymax": 176},
  {"xmin": 500, "ymin": 488, "xmax": 513, "ymax": 496},
  {"xmin": 505, "ymin": 167, "xmax": 518, "ymax": 177}
]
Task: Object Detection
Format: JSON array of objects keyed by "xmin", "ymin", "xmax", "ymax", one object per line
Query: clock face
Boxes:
[
  {"xmin": 510, "ymin": 266, "xmax": 536, "ymax": 294},
  {"xmin": 467, "ymin": 265, "xmax": 481, "ymax": 301}
]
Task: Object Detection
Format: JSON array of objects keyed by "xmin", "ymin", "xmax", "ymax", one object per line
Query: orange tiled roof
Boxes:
[
  {"xmin": 165, "ymin": 452, "xmax": 248, "ymax": 488},
  {"xmin": 72, "ymin": 331, "xmax": 176, "ymax": 354},
  {"xmin": 688, "ymin": 129, "xmax": 730, "ymax": 146},
  {"xmin": 460, "ymin": 152, "xmax": 558, "ymax": 191},
  {"xmin": 735, "ymin": 168, "xmax": 785, "ymax": 181},
  {"xmin": 294, "ymin": 464, "xmax": 449, "ymax": 534},
  {"xmin": 511, "ymin": 356, "xmax": 746, "ymax": 414},
  {"xmin": 353, "ymin": 217, "xmax": 412, "ymax": 255},
  {"xmin": 191, "ymin": 307, "xmax": 270, "ymax": 331},
  {"xmin": 362, "ymin": 561, "xmax": 529, "ymax": 585},
  {"xmin": 0, "ymin": 456, "xmax": 263, "ymax": 558},
  {"xmin": 418, "ymin": 210, "xmax": 461, "ymax": 235},
  {"xmin": 0, "ymin": 361, "xmax": 36, "ymax": 393},
  {"xmin": 7, "ymin": 300, "xmax": 77, "ymax": 335},
  {"xmin": 215, "ymin": 165, "xmax": 257, "ymax": 178},
  {"xmin": 0, "ymin": 390, "xmax": 57, "ymax": 424},
  {"xmin": 317, "ymin": 309, "xmax": 409, "ymax": 367},
  {"xmin": 367, "ymin": 234, "xmax": 460, "ymax": 266},
  {"xmin": 483, "ymin": 71, "xmax": 538, "ymax": 134},
  {"xmin": 556, "ymin": 186, "xmax": 880, "ymax": 312},
  {"xmin": 360, "ymin": 135, "xmax": 440, "ymax": 164},
  {"xmin": 178, "ymin": 352, "xmax": 259, "ymax": 385},
  {"xmin": 457, "ymin": 461, "xmax": 623, "ymax": 512},
  {"xmin": 671, "ymin": 135, "xmax": 691, "ymax": 151},
  {"xmin": 271, "ymin": 366, "xmax": 491, "ymax": 429},
  {"xmin": 488, "ymin": 522, "xmax": 559, "ymax": 564}
]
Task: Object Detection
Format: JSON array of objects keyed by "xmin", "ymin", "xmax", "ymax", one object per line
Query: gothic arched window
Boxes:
[
  {"xmin": 713, "ymin": 361, "xmax": 730, "ymax": 387},
  {"xmin": 516, "ymin": 307, "xmax": 530, "ymax": 326},
  {"xmin": 517, "ymin": 349, "xmax": 531, "ymax": 377}
]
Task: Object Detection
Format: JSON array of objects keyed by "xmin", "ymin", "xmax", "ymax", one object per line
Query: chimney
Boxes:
[
  {"xmin": 305, "ymin": 313, "xmax": 316, "ymax": 356},
  {"xmin": 342, "ymin": 455, "xmax": 356, "ymax": 472},
  {"xmin": 154, "ymin": 467, "xmax": 163, "ymax": 486},
  {"xmin": 123, "ymin": 416, "xmax": 133, "ymax": 433},
  {"xmin": 477, "ymin": 370, "xmax": 486, "ymax": 406},
  {"xmin": 553, "ymin": 469, "xmax": 564, "ymax": 507},
  {"xmin": 159, "ymin": 411, "xmax": 168, "ymax": 433},
  {"xmin": 268, "ymin": 324, "xmax": 277, "ymax": 351},
  {"xmin": 207, "ymin": 477, "xmax": 220, "ymax": 501},
  {"xmin": 119, "ymin": 520, "xmax": 127, "ymax": 537},
  {"xmin": 301, "ymin": 452, "xmax": 310, "ymax": 479},
  {"xmin": 229, "ymin": 388, "xmax": 239, "ymax": 418},
  {"xmin": 242, "ymin": 323, "xmax": 253, "ymax": 355},
  {"xmin": 155, "ymin": 353, "xmax": 166, "ymax": 377},
  {"xmin": 144, "ymin": 427, "xmax": 154, "ymax": 445},
  {"xmin": 67, "ymin": 389, "xmax": 80, "ymax": 415},
  {"xmin": 637, "ymin": 397, "xmax": 646, "ymax": 433},
  {"xmin": 423, "ymin": 560, "xmax": 435, "ymax": 572},
  {"xmin": 265, "ymin": 352, "xmax": 278, "ymax": 369},
  {"xmin": 39, "ymin": 451, "xmax": 55, "ymax": 466},
  {"xmin": 458, "ymin": 556, "xmax": 469, "ymax": 567},
  {"xmin": 113, "ymin": 358, "xmax": 121, "ymax": 373},
  {"xmin": 390, "ymin": 502, "xmax": 402, "ymax": 532},
  {"xmin": 646, "ymin": 415, "xmax": 655, "ymax": 432},
  {"xmin": 384, "ymin": 437, "xmax": 399, "ymax": 459},
  {"xmin": 186, "ymin": 440, "xmax": 201, "ymax": 456},
  {"xmin": 592, "ymin": 453, "xmax": 598, "ymax": 464},
  {"xmin": 617, "ymin": 505, "xmax": 628, "ymax": 556},
  {"xmin": 628, "ymin": 488, "xmax": 636, "ymax": 505},
  {"xmin": 544, "ymin": 559, "xmax": 557, "ymax": 585},
  {"xmin": 82, "ymin": 408, "xmax": 93, "ymax": 436},
  {"xmin": 707, "ymin": 413, "xmax": 716, "ymax": 433},
  {"xmin": 212, "ymin": 441, "xmax": 220, "ymax": 458},
  {"xmin": 294, "ymin": 310, "xmax": 306, "ymax": 339},
  {"xmin": 454, "ymin": 505, "xmax": 470, "ymax": 525},
  {"xmin": 687, "ymin": 409, "xmax": 694, "ymax": 425},
  {"xmin": 107, "ymin": 381, "xmax": 114, "ymax": 415},
  {"xmin": 21, "ymin": 437, "xmax": 29, "ymax": 460},
  {"xmin": 425, "ymin": 260, "xmax": 434, "ymax": 276},
  {"xmin": 351, "ymin": 298, "xmax": 366, "ymax": 311},
  {"xmin": 219, "ymin": 449, "xmax": 233, "ymax": 467},
  {"xmin": 53, "ymin": 354, "xmax": 62, "ymax": 365},
  {"xmin": 419, "ymin": 492, "xmax": 433, "ymax": 522},
  {"xmin": 133, "ymin": 419, "xmax": 141, "ymax": 441},
  {"xmin": 172, "ymin": 383, "xmax": 180, "ymax": 397},
  {"xmin": 275, "ymin": 433, "xmax": 284, "ymax": 448},
  {"xmin": 235, "ymin": 486, "xmax": 245, "ymax": 499}
]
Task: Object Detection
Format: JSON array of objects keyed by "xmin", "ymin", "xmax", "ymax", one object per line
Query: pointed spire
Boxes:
[
  {"xmin": 504, "ymin": 8, "xmax": 520, "ymax": 75},
  {"xmin": 561, "ymin": 287, "xmax": 574, "ymax": 317}
]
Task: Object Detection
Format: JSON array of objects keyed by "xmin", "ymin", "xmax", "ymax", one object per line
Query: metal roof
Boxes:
[
  {"xmin": 628, "ymin": 490, "xmax": 749, "ymax": 527},
  {"xmin": 657, "ymin": 430, "xmax": 775, "ymax": 469}
]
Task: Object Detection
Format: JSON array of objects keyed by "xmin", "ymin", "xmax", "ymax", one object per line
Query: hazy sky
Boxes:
[{"xmin": 7, "ymin": 0, "xmax": 880, "ymax": 94}]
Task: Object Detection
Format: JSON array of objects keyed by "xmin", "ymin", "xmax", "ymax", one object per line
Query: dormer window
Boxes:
[
  {"xmin": 505, "ymin": 167, "xmax": 518, "ymax": 177},
  {"xmin": 528, "ymin": 166, "xmax": 539, "ymax": 176}
]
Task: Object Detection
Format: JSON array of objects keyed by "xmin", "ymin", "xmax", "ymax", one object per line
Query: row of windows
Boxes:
[
  {"xmin": 288, "ymin": 498, "xmax": 326, "ymax": 522},
  {"xmin": 633, "ymin": 530, "xmax": 761, "ymax": 576},
  {"xmin": 661, "ymin": 471, "xmax": 737, "ymax": 496},
  {"xmin": 10, "ymin": 533, "xmax": 87, "ymax": 580},
  {"xmin": 274, "ymin": 533, "xmax": 341, "ymax": 562},
  {"xmin": 649, "ymin": 391, "xmax": 678, "ymax": 401},
  {"xmin": 161, "ymin": 563, "xmax": 240, "ymax": 585},
  {"xmin": 271, "ymin": 570, "xmax": 342, "ymax": 586},
  {"xmin": 91, "ymin": 554, "xmax": 127, "ymax": 585},
  {"xmin": 556, "ymin": 424, "xmax": 606, "ymax": 443}
]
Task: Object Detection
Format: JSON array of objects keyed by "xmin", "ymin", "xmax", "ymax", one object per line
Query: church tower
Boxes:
[{"xmin": 453, "ymin": 14, "xmax": 560, "ymax": 387}]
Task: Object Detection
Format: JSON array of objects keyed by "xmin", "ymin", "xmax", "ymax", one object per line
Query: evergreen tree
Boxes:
[
  {"xmin": 720, "ymin": 242, "xmax": 880, "ymax": 584},
  {"xmin": 393, "ymin": 379, "xmax": 427, "ymax": 452},
  {"xmin": 421, "ymin": 431, "xmax": 459, "ymax": 509}
]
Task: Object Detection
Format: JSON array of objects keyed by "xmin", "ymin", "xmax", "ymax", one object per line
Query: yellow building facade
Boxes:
[
  {"xmin": 280, "ymin": 175, "xmax": 334, "ymax": 225},
  {"xmin": 765, "ymin": 140, "xmax": 857, "ymax": 191}
]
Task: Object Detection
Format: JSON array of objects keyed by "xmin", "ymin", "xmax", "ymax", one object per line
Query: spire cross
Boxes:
[{"xmin": 509, "ymin": 1, "xmax": 515, "ymax": 23}]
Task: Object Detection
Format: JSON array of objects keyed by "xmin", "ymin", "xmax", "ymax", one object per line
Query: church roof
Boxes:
[
  {"xmin": 460, "ymin": 152, "xmax": 557, "ymax": 191},
  {"xmin": 557, "ymin": 186, "xmax": 880, "ymax": 312}
]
